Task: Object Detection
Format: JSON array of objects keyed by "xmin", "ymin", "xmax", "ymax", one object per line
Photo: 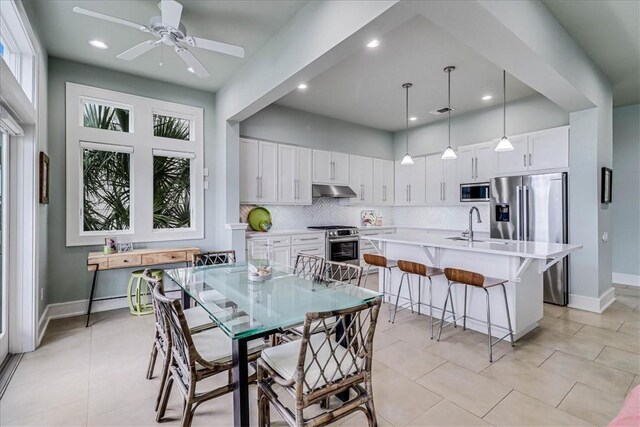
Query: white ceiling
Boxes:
[
  {"xmin": 543, "ymin": 0, "xmax": 640, "ymax": 107},
  {"xmin": 29, "ymin": 0, "xmax": 307, "ymax": 92},
  {"xmin": 275, "ymin": 15, "xmax": 539, "ymax": 132}
]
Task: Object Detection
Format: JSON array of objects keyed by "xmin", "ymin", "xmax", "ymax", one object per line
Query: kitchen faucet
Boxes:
[{"xmin": 468, "ymin": 206, "xmax": 482, "ymax": 242}]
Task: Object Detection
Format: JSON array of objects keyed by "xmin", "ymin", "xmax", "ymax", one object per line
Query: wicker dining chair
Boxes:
[
  {"xmin": 192, "ymin": 250, "xmax": 236, "ymax": 266},
  {"xmin": 257, "ymin": 297, "xmax": 382, "ymax": 427},
  {"xmin": 142, "ymin": 270, "xmax": 215, "ymax": 412},
  {"xmin": 293, "ymin": 254, "xmax": 325, "ymax": 280},
  {"xmin": 322, "ymin": 260, "xmax": 364, "ymax": 287},
  {"xmin": 152, "ymin": 283, "xmax": 265, "ymax": 427}
]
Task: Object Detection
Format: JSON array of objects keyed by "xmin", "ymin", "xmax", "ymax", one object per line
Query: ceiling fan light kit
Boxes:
[
  {"xmin": 73, "ymin": 0, "xmax": 245, "ymax": 79},
  {"xmin": 495, "ymin": 69, "xmax": 515, "ymax": 152},
  {"xmin": 401, "ymin": 82, "xmax": 415, "ymax": 166},
  {"xmin": 441, "ymin": 65, "xmax": 457, "ymax": 160}
]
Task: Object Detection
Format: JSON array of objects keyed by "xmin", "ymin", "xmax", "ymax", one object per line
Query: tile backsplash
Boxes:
[{"xmin": 240, "ymin": 199, "xmax": 489, "ymax": 232}]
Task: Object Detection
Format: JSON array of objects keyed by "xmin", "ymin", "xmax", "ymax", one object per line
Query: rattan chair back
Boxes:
[
  {"xmin": 322, "ymin": 260, "xmax": 363, "ymax": 287},
  {"xmin": 192, "ymin": 250, "xmax": 236, "ymax": 266},
  {"xmin": 293, "ymin": 254, "xmax": 324, "ymax": 280}
]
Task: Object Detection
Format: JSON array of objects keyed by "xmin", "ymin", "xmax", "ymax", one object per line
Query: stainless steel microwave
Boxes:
[{"xmin": 460, "ymin": 182, "xmax": 490, "ymax": 202}]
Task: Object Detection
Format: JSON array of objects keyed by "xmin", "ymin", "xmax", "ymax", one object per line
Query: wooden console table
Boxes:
[{"xmin": 86, "ymin": 247, "xmax": 200, "ymax": 326}]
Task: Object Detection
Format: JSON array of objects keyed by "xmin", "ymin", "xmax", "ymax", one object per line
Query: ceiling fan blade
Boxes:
[
  {"xmin": 117, "ymin": 40, "xmax": 159, "ymax": 60},
  {"xmin": 161, "ymin": 0, "xmax": 183, "ymax": 29},
  {"xmin": 185, "ymin": 36, "xmax": 245, "ymax": 58},
  {"xmin": 72, "ymin": 7, "xmax": 148, "ymax": 32},
  {"xmin": 174, "ymin": 47, "xmax": 210, "ymax": 78}
]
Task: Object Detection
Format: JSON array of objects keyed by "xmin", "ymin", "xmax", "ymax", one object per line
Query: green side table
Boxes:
[{"xmin": 127, "ymin": 269, "xmax": 162, "ymax": 316}]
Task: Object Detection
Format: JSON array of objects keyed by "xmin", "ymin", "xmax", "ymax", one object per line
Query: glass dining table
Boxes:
[{"xmin": 164, "ymin": 262, "xmax": 381, "ymax": 427}]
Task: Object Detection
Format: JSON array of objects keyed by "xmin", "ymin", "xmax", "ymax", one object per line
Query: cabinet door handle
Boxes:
[
  {"xmin": 475, "ymin": 157, "xmax": 479, "ymax": 179},
  {"xmin": 256, "ymin": 176, "xmax": 260, "ymax": 199},
  {"xmin": 406, "ymin": 185, "xmax": 409, "ymax": 202},
  {"xmin": 383, "ymin": 185, "xmax": 386, "ymax": 202},
  {"xmin": 471, "ymin": 158, "xmax": 474, "ymax": 179},
  {"xmin": 295, "ymin": 179, "xmax": 299, "ymax": 200},
  {"xmin": 528, "ymin": 153, "xmax": 532, "ymax": 166},
  {"xmin": 409, "ymin": 184, "xmax": 412, "ymax": 202},
  {"xmin": 523, "ymin": 154, "xmax": 527, "ymax": 167},
  {"xmin": 260, "ymin": 177, "xmax": 263, "ymax": 198},
  {"xmin": 360, "ymin": 184, "xmax": 364, "ymax": 201}
]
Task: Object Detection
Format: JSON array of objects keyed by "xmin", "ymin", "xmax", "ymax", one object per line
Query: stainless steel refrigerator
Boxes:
[{"xmin": 490, "ymin": 173, "xmax": 569, "ymax": 305}]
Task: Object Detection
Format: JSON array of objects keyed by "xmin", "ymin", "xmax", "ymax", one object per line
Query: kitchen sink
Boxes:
[
  {"xmin": 445, "ymin": 237, "xmax": 511, "ymax": 245},
  {"xmin": 446, "ymin": 236, "xmax": 484, "ymax": 242}
]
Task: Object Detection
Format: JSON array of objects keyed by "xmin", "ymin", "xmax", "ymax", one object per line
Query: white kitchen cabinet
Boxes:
[
  {"xmin": 247, "ymin": 232, "xmax": 325, "ymax": 269},
  {"xmin": 495, "ymin": 135, "xmax": 529, "ymax": 175},
  {"xmin": 457, "ymin": 141, "xmax": 496, "ymax": 184},
  {"xmin": 373, "ymin": 158, "xmax": 394, "ymax": 205},
  {"xmin": 528, "ymin": 127, "xmax": 569, "ymax": 171},
  {"xmin": 278, "ymin": 145, "xmax": 312, "ymax": 205},
  {"xmin": 496, "ymin": 126, "xmax": 569, "ymax": 174},
  {"xmin": 313, "ymin": 150, "xmax": 350, "ymax": 185},
  {"xmin": 395, "ymin": 156, "xmax": 426, "ymax": 205},
  {"xmin": 426, "ymin": 154, "xmax": 459, "ymax": 205},
  {"xmin": 349, "ymin": 155, "xmax": 373, "ymax": 204},
  {"xmin": 425, "ymin": 155, "xmax": 444, "ymax": 205},
  {"xmin": 273, "ymin": 246, "xmax": 291, "ymax": 266},
  {"xmin": 240, "ymin": 138, "xmax": 277, "ymax": 203}
]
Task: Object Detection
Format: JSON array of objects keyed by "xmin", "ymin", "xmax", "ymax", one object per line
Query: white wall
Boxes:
[
  {"xmin": 612, "ymin": 104, "xmax": 640, "ymax": 281},
  {"xmin": 240, "ymin": 104, "xmax": 394, "ymax": 159},
  {"xmin": 393, "ymin": 93, "xmax": 569, "ymax": 159}
]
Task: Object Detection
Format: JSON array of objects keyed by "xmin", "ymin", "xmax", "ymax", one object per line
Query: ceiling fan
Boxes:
[{"xmin": 72, "ymin": 0, "xmax": 245, "ymax": 78}]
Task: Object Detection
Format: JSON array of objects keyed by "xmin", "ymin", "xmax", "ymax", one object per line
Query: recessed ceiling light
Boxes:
[
  {"xmin": 187, "ymin": 67, "xmax": 195, "ymax": 73},
  {"xmin": 409, "ymin": 116, "xmax": 417, "ymax": 121},
  {"xmin": 482, "ymin": 95, "xmax": 492, "ymax": 101},
  {"xmin": 88, "ymin": 40, "xmax": 109, "ymax": 49},
  {"xmin": 297, "ymin": 83, "xmax": 308, "ymax": 90},
  {"xmin": 366, "ymin": 39, "xmax": 380, "ymax": 48}
]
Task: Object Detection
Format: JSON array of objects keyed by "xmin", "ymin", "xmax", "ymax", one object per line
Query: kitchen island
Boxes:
[{"xmin": 364, "ymin": 232, "xmax": 582, "ymax": 341}]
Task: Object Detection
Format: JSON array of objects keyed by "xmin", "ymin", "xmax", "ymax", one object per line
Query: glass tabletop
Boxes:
[{"xmin": 164, "ymin": 262, "xmax": 382, "ymax": 340}]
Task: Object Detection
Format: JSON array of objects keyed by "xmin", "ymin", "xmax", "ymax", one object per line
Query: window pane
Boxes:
[
  {"xmin": 153, "ymin": 156, "xmax": 191, "ymax": 229},
  {"xmin": 153, "ymin": 114, "xmax": 190, "ymax": 140},
  {"xmin": 83, "ymin": 102, "xmax": 130, "ymax": 132},
  {"xmin": 83, "ymin": 149, "xmax": 131, "ymax": 231}
]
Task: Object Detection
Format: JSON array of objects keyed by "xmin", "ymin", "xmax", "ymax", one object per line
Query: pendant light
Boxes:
[
  {"xmin": 495, "ymin": 69, "xmax": 514, "ymax": 152},
  {"xmin": 400, "ymin": 82, "xmax": 414, "ymax": 166},
  {"xmin": 441, "ymin": 66, "xmax": 457, "ymax": 160}
]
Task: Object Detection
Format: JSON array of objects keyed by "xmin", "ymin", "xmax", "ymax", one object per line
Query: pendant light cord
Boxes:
[
  {"xmin": 503, "ymin": 69, "xmax": 506, "ymax": 137},
  {"xmin": 448, "ymin": 68, "xmax": 451, "ymax": 148},
  {"xmin": 405, "ymin": 84, "xmax": 409, "ymax": 153}
]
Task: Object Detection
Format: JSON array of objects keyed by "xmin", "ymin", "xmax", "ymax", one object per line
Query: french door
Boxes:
[{"xmin": 0, "ymin": 132, "xmax": 8, "ymax": 364}]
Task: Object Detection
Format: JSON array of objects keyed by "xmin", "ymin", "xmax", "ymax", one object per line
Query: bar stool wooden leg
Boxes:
[
  {"xmin": 485, "ymin": 288, "xmax": 493, "ymax": 362},
  {"xmin": 501, "ymin": 284, "xmax": 515, "ymax": 346}
]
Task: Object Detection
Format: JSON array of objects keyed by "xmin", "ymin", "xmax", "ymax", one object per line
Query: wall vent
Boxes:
[{"xmin": 429, "ymin": 107, "xmax": 454, "ymax": 115}]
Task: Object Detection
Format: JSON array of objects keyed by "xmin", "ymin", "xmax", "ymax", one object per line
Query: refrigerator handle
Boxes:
[
  {"xmin": 516, "ymin": 185, "xmax": 522, "ymax": 240},
  {"xmin": 523, "ymin": 186, "xmax": 530, "ymax": 241}
]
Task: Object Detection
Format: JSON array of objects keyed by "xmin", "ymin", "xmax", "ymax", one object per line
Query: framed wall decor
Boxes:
[
  {"xmin": 39, "ymin": 152, "xmax": 50, "ymax": 204},
  {"xmin": 601, "ymin": 167, "xmax": 612, "ymax": 204}
]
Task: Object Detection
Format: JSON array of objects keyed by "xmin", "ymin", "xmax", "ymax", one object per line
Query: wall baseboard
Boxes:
[
  {"xmin": 569, "ymin": 287, "xmax": 616, "ymax": 313},
  {"xmin": 613, "ymin": 272, "xmax": 640, "ymax": 287},
  {"xmin": 37, "ymin": 297, "xmax": 130, "ymax": 343}
]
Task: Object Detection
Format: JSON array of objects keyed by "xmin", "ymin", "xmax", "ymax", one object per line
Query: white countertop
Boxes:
[
  {"xmin": 364, "ymin": 231, "xmax": 582, "ymax": 260},
  {"xmin": 246, "ymin": 229, "xmax": 324, "ymax": 237}
]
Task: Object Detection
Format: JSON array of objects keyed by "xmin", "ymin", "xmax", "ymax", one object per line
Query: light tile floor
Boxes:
[{"xmin": 2, "ymin": 282, "xmax": 639, "ymax": 427}]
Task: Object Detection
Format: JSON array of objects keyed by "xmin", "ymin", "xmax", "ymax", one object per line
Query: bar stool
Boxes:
[
  {"xmin": 395, "ymin": 260, "xmax": 445, "ymax": 338},
  {"xmin": 127, "ymin": 269, "xmax": 163, "ymax": 316},
  {"xmin": 363, "ymin": 253, "xmax": 398, "ymax": 320},
  {"xmin": 437, "ymin": 267, "xmax": 514, "ymax": 362}
]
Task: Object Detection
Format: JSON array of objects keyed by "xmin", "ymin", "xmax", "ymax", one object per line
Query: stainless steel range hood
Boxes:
[{"xmin": 312, "ymin": 184, "xmax": 357, "ymax": 198}]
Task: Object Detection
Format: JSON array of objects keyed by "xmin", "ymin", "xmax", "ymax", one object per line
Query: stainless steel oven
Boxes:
[{"xmin": 307, "ymin": 226, "xmax": 360, "ymax": 265}]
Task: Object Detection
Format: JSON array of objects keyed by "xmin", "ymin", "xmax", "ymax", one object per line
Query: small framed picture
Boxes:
[
  {"xmin": 104, "ymin": 237, "xmax": 118, "ymax": 254},
  {"xmin": 39, "ymin": 152, "xmax": 50, "ymax": 204},
  {"xmin": 601, "ymin": 167, "xmax": 612, "ymax": 204},
  {"xmin": 117, "ymin": 242, "xmax": 134, "ymax": 252}
]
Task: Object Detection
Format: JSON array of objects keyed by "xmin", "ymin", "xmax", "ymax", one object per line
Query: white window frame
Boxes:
[
  {"xmin": 66, "ymin": 83, "xmax": 204, "ymax": 246},
  {"xmin": 0, "ymin": 0, "xmax": 35, "ymax": 103}
]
